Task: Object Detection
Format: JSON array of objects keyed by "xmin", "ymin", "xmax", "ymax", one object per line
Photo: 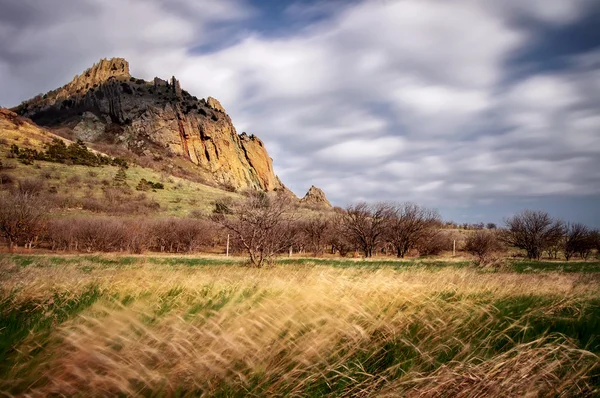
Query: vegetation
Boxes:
[
  {"xmin": 10, "ymin": 138, "xmax": 128, "ymax": 168},
  {"xmin": 135, "ymin": 178, "xmax": 164, "ymax": 191},
  {"xmin": 387, "ymin": 202, "xmax": 441, "ymax": 258},
  {"xmin": 212, "ymin": 191, "xmax": 297, "ymax": 267},
  {"xmin": 502, "ymin": 210, "xmax": 565, "ymax": 260},
  {"xmin": 0, "ymin": 255, "xmax": 599, "ymax": 396},
  {"xmin": 0, "ymin": 191, "xmax": 47, "ymax": 251},
  {"xmin": 465, "ymin": 229, "xmax": 502, "ymax": 264},
  {"xmin": 564, "ymin": 222, "xmax": 596, "ymax": 261},
  {"xmin": 338, "ymin": 202, "xmax": 390, "ymax": 257}
]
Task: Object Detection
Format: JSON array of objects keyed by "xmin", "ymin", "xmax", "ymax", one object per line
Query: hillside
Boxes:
[
  {"xmin": 12, "ymin": 58, "xmax": 291, "ymax": 194},
  {"xmin": 0, "ymin": 108, "xmax": 240, "ymax": 216},
  {"xmin": 0, "ymin": 107, "xmax": 332, "ymax": 217}
]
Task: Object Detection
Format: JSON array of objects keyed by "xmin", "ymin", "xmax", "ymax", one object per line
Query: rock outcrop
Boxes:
[
  {"xmin": 13, "ymin": 58, "xmax": 287, "ymax": 192},
  {"xmin": 300, "ymin": 185, "xmax": 332, "ymax": 208}
]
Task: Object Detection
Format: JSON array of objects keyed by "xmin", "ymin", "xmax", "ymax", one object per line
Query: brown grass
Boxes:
[{"xmin": 1, "ymin": 257, "xmax": 598, "ymax": 396}]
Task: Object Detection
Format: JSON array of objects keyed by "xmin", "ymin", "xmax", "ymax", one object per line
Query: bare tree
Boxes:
[
  {"xmin": 301, "ymin": 215, "xmax": 331, "ymax": 256},
  {"xmin": 386, "ymin": 203, "xmax": 441, "ymax": 258},
  {"xmin": 340, "ymin": 202, "xmax": 391, "ymax": 257},
  {"xmin": 212, "ymin": 191, "xmax": 297, "ymax": 267},
  {"xmin": 592, "ymin": 230, "xmax": 600, "ymax": 254},
  {"xmin": 465, "ymin": 230, "xmax": 502, "ymax": 264},
  {"xmin": 564, "ymin": 223, "xmax": 595, "ymax": 261},
  {"xmin": 327, "ymin": 215, "xmax": 355, "ymax": 257},
  {"xmin": 414, "ymin": 229, "xmax": 450, "ymax": 257},
  {"xmin": 502, "ymin": 210, "xmax": 565, "ymax": 260},
  {"xmin": 0, "ymin": 192, "xmax": 48, "ymax": 251}
]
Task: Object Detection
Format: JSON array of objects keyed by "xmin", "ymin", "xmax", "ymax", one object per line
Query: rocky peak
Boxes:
[
  {"xmin": 301, "ymin": 185, "xmax": 332, "ymax": 208},
  {"xmin": 66, "ymin": 58, "xmax": 130, "ymax": 94},
  {"xmin": 13, "ymin": 57, "xmax": 288, "ymax": 193},
  {"xmin": 206, "ymin": 97, "xmax": 226, "ymax": 113}
]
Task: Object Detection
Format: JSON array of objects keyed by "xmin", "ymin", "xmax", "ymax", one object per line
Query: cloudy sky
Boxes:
[{"xmin": 1, "ymin": 0, "xmax": 599, "ymax": 226}]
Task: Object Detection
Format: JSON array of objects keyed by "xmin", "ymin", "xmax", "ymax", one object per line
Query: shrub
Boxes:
[
  {"xmin": 0, "ymin": 173, "xmax": 15, "ymax": 186},
  {"xmin": 465, "ymin": 230, "xmax": 502, "ymax": 264},
  {"xmin": 136, "ymin": 179, "xmax": 163, "ymax": 191},
  {"xmin": 17, "ymin": 178, "xmax": 46, "ymax": 196},
  {"xmin": 415, "ymin": 230, "xmax": 450, "ymax": 257},
  {"xmin": 66, "ymin": 175, "xmax": 81, "ymax": 186},
  {"xmin": 213, "ymin": 197, "xmax": 234, "ymax": 215},
  {"xmin": 0, "ymin": 192, "xmax": 48, "ymax": 250},
  {"xmin": 81, "ymin": 197, "xmax": 107, "ymax": 213}
]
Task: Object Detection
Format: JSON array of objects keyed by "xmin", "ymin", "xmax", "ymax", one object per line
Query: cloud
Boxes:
[
  {"xmin": 0, "ymin": 0, "xmax": 598, "ymax": 224},
  {"xmin": 486, "ymin": 0, "xmax": 597, "ymax": 25}
]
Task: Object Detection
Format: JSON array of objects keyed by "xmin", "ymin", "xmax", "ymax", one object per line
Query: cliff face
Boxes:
[{"xmin": 14, "ymin": 58, "xmax": 285, "ymax": 192}]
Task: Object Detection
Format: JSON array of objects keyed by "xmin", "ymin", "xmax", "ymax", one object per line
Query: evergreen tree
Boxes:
[{"xmin": 113, "ymin": 166, "xmax": 128, "ymax": 186}]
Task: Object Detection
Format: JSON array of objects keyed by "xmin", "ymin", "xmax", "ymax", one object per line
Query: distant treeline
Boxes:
[{"xmin": 0, "ymin": 176, "xmax": 598, "ymax": 264}]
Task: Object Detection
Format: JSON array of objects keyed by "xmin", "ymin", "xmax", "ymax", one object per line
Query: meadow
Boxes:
[{"xmin": 1, "ymin": 254, "xmax": 599, "ymax": 396}]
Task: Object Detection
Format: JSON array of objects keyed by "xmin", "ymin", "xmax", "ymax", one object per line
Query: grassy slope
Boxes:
[
  {"xmin": 0, "ymin": 111, "xmax": 241, "ymax": 216},
  {"xmin": 0, "ymin": 254, "xmax": 599, "ymax": 396}
]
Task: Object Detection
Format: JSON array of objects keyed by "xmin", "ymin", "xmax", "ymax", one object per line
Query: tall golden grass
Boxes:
[{"xmin": 1, "ymin": 256, "xmax": 598, "ymax": 396}]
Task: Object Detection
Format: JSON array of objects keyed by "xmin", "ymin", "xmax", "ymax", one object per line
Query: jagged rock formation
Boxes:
[
  {"xmin": 300, "ymin": 185, "xmax": 332, "ymax": 208},
  {"xmin": 13, "ymin": 58, "xmax": 288, "ymax": 192}
]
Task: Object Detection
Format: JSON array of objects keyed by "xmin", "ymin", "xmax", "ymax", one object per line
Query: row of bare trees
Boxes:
[
  {"xmin": 47, "ymin": 217, "xmax": 217, "ymax": 253},
  {"xmin": 503, "ymin": 210, "xmax": 599, "ymax": 260},
  {"xmin": 1, "ymin": 184, "xmax": 598, "ymax": 265},
  {"xmin": 215, "ymin": 197, "xmax": 600, "ymax": 266},
  {"xmin": 213, "ymin": 195, "xmax": 447, "ymax": 266},
  {"xmin": 334, "ymin": 202, "xmax": 442, "ymax": 258}
]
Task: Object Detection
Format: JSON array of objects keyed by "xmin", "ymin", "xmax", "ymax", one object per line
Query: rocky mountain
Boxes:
[
  {"xmin": 300, "ymin": 185, "xmax": 332, "ymax": 208},
  {"xmin": 13, "ymin": 58, "xmax": 287, "ymax": 192}
]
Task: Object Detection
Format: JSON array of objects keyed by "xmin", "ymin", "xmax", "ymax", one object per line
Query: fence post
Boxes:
[{"xmin": 226, "ymin": 234, "xmax": 230, "ymax": 257}]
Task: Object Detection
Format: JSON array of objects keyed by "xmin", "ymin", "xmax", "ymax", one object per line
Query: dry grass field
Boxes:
[{"xmin": 1, "ymin": 254, "xmax": 599, "ymax": 396}]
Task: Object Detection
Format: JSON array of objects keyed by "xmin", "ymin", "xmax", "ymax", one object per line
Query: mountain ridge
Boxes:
[{"xmin": 13, "ymin": 58, "xmax": 289, "ymax": 193}]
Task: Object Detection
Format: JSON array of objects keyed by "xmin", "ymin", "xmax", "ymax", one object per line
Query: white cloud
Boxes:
[{"xmin": 316, "ymin": 136, "xmax": 406, "ymax": 164}]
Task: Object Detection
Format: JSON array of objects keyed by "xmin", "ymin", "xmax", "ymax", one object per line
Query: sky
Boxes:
[{"xmin": 0, "ymin": 0, "xmax": 599, "ymax": 226}]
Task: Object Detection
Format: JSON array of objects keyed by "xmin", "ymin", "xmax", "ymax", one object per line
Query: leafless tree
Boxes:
[
  {"xmin": 0, "ymin": 192, "xmax": 48, "ymax": 251},
  {"xmin": 327, "ymin": 215, "xmax": 355, "ymax": 257},
  {"xmin": 564, "ymin": 223, "xmax": 595, "ymax": 261},
  {"xmin": 339, "ymin": 202, "xmax": 391, "ymax": 257},
  {"xmin": 502, "ymin": 210, "xmax": 565, "ymax": 260},
  {"xmin": 592, "ymin": 230, "xmax": 600, "ymax": 253},
  {"xmin": 212, "ymin": 191, "xmax": 297, "ymax": 267},
  {"xmin": 414, "ymin": 229, "xmax": 450, "ymax": 257},
  {"xmin": 301, "ymin": 215, "xmax": 331, "ymax": 256},
  {"xmin": 386, "ymin": 202, "xmax": 441, "ymax": 258},
  {"xmin": 465, "ymin": 230, "xmax": 502, "ymax": 264}
]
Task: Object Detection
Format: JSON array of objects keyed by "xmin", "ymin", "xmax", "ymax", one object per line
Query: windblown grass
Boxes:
[{"xmin": 0, "ymin": 254, "xmax": 598, "ymax": 396}]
